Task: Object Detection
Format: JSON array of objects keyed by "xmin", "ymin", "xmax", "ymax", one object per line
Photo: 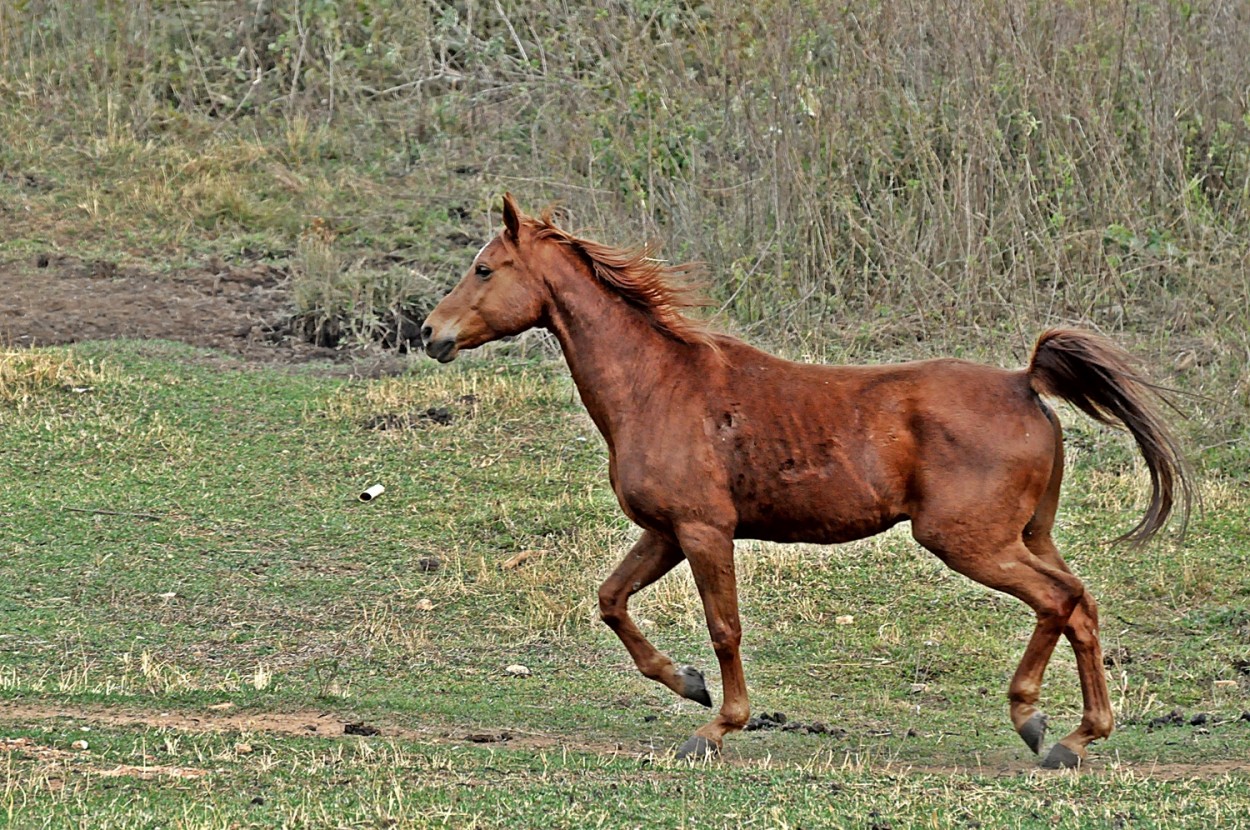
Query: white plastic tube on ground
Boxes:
[{"xmin": 359, "ymin": 484, "xmax": 385, "ymax": 502}]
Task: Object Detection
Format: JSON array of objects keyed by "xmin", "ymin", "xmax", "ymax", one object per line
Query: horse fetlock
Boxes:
[
  {"xmin": 676, "ymin": 664, "xmax": 713, "ymax": 707},
  {"xmin": 1008, "ymin": 680, "xmax": 1043, "ymax": 708},
  {"xmin": 1085, "ymin": 710, "xmax": 1114, "ymax": 740},
  {"xmin": 719, "ymin": 705, "xmax": 750, "ymax": 731},
  {"xmin": 636, "ymin": 656, "xmax": 671, "ymax": 682}
]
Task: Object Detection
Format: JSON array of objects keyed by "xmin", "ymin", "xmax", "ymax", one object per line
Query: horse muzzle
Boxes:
[
  {"xmin": 421, "ymin": 322, "xmax": 459, "ymax": 363},
  {"xmin": 426, "ymin": 339, "xmax": 459, "ymax": 363}
]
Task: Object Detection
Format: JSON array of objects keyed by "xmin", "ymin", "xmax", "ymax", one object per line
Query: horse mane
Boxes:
[{"xmin": 526, "ymin": 210, "xmax": 718, "ymax": 349}]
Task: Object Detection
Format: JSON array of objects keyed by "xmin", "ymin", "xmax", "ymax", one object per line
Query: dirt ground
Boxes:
[
  {"xmin": 4, "ymin": 702, "xmax": 1250, "ymax": 780},
  {"xmin": 0, "ymin": 255, "xmax": 411, "ymax": 375}
]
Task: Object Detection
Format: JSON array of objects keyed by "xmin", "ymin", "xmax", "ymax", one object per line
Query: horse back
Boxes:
[{"xmin": 707, "ymin": 342, "xmax": 1056, "ymax": 544}]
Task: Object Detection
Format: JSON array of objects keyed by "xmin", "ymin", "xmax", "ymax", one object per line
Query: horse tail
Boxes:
[{"xmin": 1026, "ymin": 328, "xmax": 1195, "ymax": 547}]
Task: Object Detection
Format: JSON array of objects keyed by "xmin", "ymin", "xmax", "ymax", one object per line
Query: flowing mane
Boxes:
[{"xmin": 526, "ymin": 210, "xmax": 717, "ymax": 348}]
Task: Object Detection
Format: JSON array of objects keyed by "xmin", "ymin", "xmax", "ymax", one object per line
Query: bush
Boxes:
[{"xmin": 289, "ymin": 222, "xmax": 439, "ymax": 349}]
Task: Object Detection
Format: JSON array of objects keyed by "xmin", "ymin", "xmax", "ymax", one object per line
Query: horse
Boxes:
[{"xmin": 421, "ymin": 194, "xmax": 1193, "ymax": 768}]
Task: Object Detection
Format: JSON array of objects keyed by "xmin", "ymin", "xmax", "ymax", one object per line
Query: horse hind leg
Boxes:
[
  {"xmin": 1022, "ymin": 531, "xmax": 1114, "ymax": 768},
  {"xmin": 1018, "ymin": 429, "xmax": 1115, "ymax": 767},
  {"xmin": 598, "ymin": 530, "xmax": 711, "ymax": 706},
  {"xmin": 916, "ymin": 531, "xmax": 1094, "ymax": 768},
  {"xmin": 1007, "ymin": 408, "xmax": 1081, "ymax": 761}
]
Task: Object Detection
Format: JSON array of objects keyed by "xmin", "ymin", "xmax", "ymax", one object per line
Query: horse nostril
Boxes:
[{"xmin": 420, "ymin": 324, "xmax": 433, "ymax": 343}]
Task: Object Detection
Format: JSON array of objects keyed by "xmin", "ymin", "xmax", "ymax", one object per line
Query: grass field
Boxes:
[{"xmin": 2, "ymin": 341, "xmax": 1248, "ymax": 827}]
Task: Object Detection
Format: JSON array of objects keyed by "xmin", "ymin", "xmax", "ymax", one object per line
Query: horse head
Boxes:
[{"xmin": 421, "ymin": 193, "xmax": 548, "ymax": 363}]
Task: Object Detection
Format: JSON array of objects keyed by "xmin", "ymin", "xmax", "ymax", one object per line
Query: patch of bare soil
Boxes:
[
  {"xmin": 4, "ymin": 702, "xmax": 1248, "ymax": 780},
  {"xmin": 2, "ymin": 736, "xmax": 210, "ymax": 783},
  {"xmin": 0, "ymin": 256, "xmax": 411, "ymax": 376},
  {"xmin": 0, "ymin": 701, "xmax": 629, "ymax": 758}
]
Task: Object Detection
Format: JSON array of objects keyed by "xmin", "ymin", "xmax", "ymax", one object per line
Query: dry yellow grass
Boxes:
[{"xmin": 0, "ymin": 350, "xmax": 112, "ymax": 407}]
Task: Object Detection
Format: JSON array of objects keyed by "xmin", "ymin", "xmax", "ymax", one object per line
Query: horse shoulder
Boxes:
[{"xmin": 608, "ymin": 351, "xmax": 736, "ymax": 530}]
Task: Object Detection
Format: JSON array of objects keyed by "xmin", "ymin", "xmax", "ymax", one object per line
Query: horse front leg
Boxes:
[
  {"xmin": 672, "ymin": 521, "xmax": 749, "ymax": 759},
  {"xmin": 597, "ymin": 530, "xmax": 711, "ymax": 705}
]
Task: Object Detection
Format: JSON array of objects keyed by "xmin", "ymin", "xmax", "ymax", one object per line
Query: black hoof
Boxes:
[
  {"xmin": 677, "ymin": 665, "xmax": 712, "ymax": 707},
  {"xmin": 1040, "ymin": 743, "xmax": 1082, "ymax": 770},
  {"xmin": 675, "ymin": 734, "xmax": 719, "ymax": 760},
  {"xmin": 1018, "ymin": 712, "xmax": 1048, "ymax": 755}
]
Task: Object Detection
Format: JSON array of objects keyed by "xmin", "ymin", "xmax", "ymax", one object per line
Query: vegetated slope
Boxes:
[{"xmin": 0, "ymin": 2, "xmax": 1245, "ymax": 440}]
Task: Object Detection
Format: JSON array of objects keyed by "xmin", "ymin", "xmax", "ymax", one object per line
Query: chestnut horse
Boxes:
[{"xmin": 422, "ymin": 194, "xmax": 1192, "ymax": 768}]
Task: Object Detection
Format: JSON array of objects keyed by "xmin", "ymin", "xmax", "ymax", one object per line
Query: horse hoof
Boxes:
[
  {"xmin": 675, "ymin": 734, "xmax": 719, "ymax": 760},
  {"xmin": 677, "ymin": 665, "xmax": 712, "ymax": 707},
  {"xmin": 1018, "ymin": 712, "xmax": 1048, "ymax": 755},
  {"xmin": 1040, "ymin": 743, "xmax": 1083, "ymax": 770}
]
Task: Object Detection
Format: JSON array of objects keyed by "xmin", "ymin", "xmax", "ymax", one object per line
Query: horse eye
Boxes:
[{"xmin": 475, "ymin": 264, "xmax": 492, "ymax": 279}]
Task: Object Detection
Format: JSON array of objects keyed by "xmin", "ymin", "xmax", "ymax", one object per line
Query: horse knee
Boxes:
[
  {"xmin": 1063, "ymin": 595, "xmax": 1104, "ymax": 642},
  {"xmin": 1076, "ymin": 592, "xmax": 1101, "ymax": 629},
  {"xmin": 707, "ymin": 621, "xmax": 741, "ymax": 658},
  {"xmin": 1048, "ymin": 570, "xmax": 1085, "ymax": 615},
  {"xmin": 1031, "ymin": 575, "xmax": 1084, "ymax": 626},
  {"xmin": 1065, "ymin": 579, "xmax": 1085, "ymax": 610}
]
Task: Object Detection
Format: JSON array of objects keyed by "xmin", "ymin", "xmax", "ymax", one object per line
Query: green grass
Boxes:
[
  {"xmin": 2, "ymin": 341, "xmax": 1249, "ymax": 826},
  {"xmin": 9, "ymin": 721, "xmax": 1250, "ymax": 830},
  {"xmin": 6, "ymin": 722, "xmax": 1250, "ymax": 830}
]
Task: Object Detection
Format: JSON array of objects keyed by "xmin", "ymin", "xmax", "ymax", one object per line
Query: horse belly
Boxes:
[
  {"xmin": 736, "ymin": 515, "xmax": 903, "ymax": 544},
  {"xmin": 732, "ymin": 475, "xmax": 906, "ymax": 544}
]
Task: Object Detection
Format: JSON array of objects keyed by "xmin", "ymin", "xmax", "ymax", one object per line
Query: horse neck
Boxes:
[{"xmin": 541, "ymin": 257, "xmax": 694, "ymax": 445}]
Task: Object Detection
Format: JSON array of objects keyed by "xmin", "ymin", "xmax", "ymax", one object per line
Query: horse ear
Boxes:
[{"xmin": 502, "ymin": 192, "xmax": 521, "ymax": 240}]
